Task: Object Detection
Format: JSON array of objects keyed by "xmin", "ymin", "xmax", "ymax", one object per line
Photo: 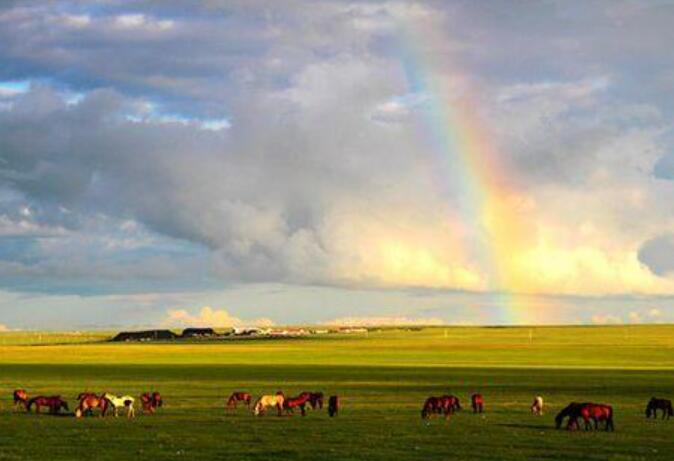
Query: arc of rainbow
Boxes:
[{"xmin": 394, "ymin": 19, "xmax": 553, "ymax": 325}]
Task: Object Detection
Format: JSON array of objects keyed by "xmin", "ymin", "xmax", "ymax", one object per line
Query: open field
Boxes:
[{"xmin": 1, "ymin": 325, "xmax": 673, "ymax": 460}]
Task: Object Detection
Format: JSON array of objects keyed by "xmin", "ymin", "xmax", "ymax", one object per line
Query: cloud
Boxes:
[
  {"xmin": 162, "ymin": 306, "xmax": 274, "ymax": 328},
  {"xmin": 324, "ymin": 316, "xmax": 444, "ymax": 327},
  {"xmin": 0, "ymin": 323, "xmax": 9, "ymax": 332},
  {"xmin": 639, "ymin": 234, "xmax": 674, "ymax": 276},
  {"xmin": 591, "ymin": 314, "xmax": 623, "ymax": 325}
]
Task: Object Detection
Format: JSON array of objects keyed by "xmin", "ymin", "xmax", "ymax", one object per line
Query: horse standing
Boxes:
[
  {"xmin": 27, "ymin": 396, "xmax": 69, "ymax": 414},
  {"xmin": 471, "ymin": 394, "xmax": 484, "ymax": 413},
  {"xmin": 555, "ymin": 402, "xmax": 614, "ymax": 431},
  {"xmin": 75, "ymin": 393, "xmax": 108, "ymax": 418},
  {"xmin": 13, "ymin": 389, "xmax": 28, "ymax": 412},
  {"xmin": 302, "ymin": 391, "xmax": 324, "ymax": 410},
  {"xmin": 283, "ymin": 393, "xmax": 312, "ymax": 416},
  {"xmin": 530, "ymin": 396, "xmax": 544, "ymax": 415},
  {"xmin": 645, "ymin": 397, "xmax": 673, "ymax": 420},
  {"xmin": 226, "ymin": 392, "xmax": 252, "ymax": 410},
  {"xmin": 421, "ymin": 395, "xmax": 459, "ymax": 419},
  {"xmin": 253, "ymin": 392, "xmax": 285, "ymax": 416},
  {"xmin": 328, "ymin": 395, "xmax": 339, "ymax": 417},
  {"xmin": 102, "ymin": 393, "xmax": 135, "ymax": 418},
  {"xmin": 140, "ymin": 392, "xmax": 163, "ymax": 415}
]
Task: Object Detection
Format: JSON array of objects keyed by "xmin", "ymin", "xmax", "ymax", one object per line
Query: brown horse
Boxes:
[
  {"xmin": 421, "ymin": 395, "xmax": 460, "ymax": 419},
  {"xmin": 471, "ymin": 393, "xmax": 484, "ymax": 413},
  {"xmin": 75, "ymin": 393, "xmax": 108, "ymax": 418},
  {"xmin": 140, "ymin": 392, "xmax": 163, "ymax": 415},
  {"xmin": 301, "ymin": 391, "xmax": 324, "ymax": 410},
  {"xmin": 226, "ymin": 391, "xmax": 252, "ymax": 410},
  {"xmin": 555, "ymin": 402, "xmax": 614, "ymax": 431},
  {"xmin": 27, "ymin": 396, "xmax": 69, "ymax": 414},
  {"xmin": 13, "ymin": 389, "xmax": 28, "ymax": 412},
  {"xmin": 328, "ymin": 395, "xmax": 339, "ymax": 417},
  {"xmin": 645, "ymin": 397, "xmax": 673, "ymax": 420},
  {"xmin": 283, "ymin": 393, "xmax": 312, "ymax": 416}
]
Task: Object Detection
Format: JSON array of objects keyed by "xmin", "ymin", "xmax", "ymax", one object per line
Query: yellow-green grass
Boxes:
[{"xmin": 1, "ymin": 326, "xmax": 673, "ymax": 460}]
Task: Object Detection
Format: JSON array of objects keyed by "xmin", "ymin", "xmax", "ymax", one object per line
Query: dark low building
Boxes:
[
  {"xmin": 181, "ymin": 327, "xmax": 216, "ymax": 338},
  {"xmin": 111, "ymin": 330, "xmax": 178, "ymax": 342}
]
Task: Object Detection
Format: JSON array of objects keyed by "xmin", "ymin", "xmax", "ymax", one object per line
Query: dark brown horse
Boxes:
[
  {"xmin": 301, "ymin": 391, "xmax": 324, "ymax": 410},
  {"xmin": 471, "ymin": 394, "xmax": 484, "ymax": 413},
  {"xmin": 421, "ymin": 395, "xmax": 460, "ymax": 419},
  {"xmin": 328, "ymin": 395, "xmax": 339, "ymax": 417},
  {"xmin": 75, "ymin": 393, "xmax": 108, "ymax": 418},
  {"xmin": 140, "ymin": 392, "xmax": 163, "ymax": 414},
  {"xmin": 283, "ymin": 393, "xmax": 312, "ymax": 416},
  {"xmin": 646, "ymin": 397, "xmax": 673, "ymax": 420},
  {"xmin": 555, "ymin": 402, "xmax": 614, "ymax": 431},
  {"xmin": 27, "ymin": 396, "xmax": 69, "ymax": 414},
  {"xmin": 13, "ymin": 389, "xmax": 28, "ymax": 412},
  {"xmin": 226, "ymin": 391, "xmax": 252, "ymax": 410}
]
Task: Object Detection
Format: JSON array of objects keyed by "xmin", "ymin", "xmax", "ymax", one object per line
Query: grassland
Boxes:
[{"xmin": 1, "ymin": 325, "xmax": 673, "ymax": 460}]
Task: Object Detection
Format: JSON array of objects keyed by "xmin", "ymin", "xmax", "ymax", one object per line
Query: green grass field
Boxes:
[{"xmin": 1, "ymin": 325, "xmax": 673, "ymax": 460}]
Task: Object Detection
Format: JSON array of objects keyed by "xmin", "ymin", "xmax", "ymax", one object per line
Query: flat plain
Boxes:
[{"xmin": 1, "ymin": 325, "xmax": 673, "ymax": 460}]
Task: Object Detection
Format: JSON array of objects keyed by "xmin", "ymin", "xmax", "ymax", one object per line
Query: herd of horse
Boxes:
[
  {"xmin": 420, "ymin": 393, "xmax": 672, "ymax": 431},
  {"xmin": 12, "ymin": 389, "xmax": 162, "ymax": 418},
  {"xmin": 11, "ymin": 388, "xmax": 673, "ymax": 430}
]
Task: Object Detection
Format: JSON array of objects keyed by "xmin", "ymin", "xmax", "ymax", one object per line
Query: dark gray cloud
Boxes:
[{"xmin": 639, "ymin": 234, "xmax": 674, "ymax": 276}]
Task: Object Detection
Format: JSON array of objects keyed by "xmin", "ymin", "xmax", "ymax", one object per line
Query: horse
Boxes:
[
  {"xmin": 421, "ymin": 395, "xmax": 460, "ymax": 419},
  {"xmin": 27, "ymin": 396, "xmax": 69, "ymax": 414},
  {"xmin": 253, "ymin": 392, "xmax": 285, "ymax": 416},
  {"xmin": 530, "ymin": 396, "xmax": 544, "ymax": 415},
  {"xmin": 13, "ymin": 389, "xmax": 28, "ymax": 412},
  {"xmin": 140, "ymin": 392, "xmax": 163, "ymax": 415},
  {"xmin": 555, "ymin": 402, "xmax": 614, "ymax": 431},
  {"xmin": 283, "ymin": 393, "xmax": 312, "ymax": 416},
  {"xmin": 471, "ymin": 394, "xmax": 484, "ymax": 413},
  {"xmin": 328, "ymin": 395, "xmax": 339, "ymax": 417},
  {"xmin": 226, "ymin": 392, "xmax": 252, "ymax": 410},
  {"xmin": 301, "ymin": 391, "xmax": 324, "ymax": 410},
  {"xmin": 75, "ymin": 393, "xmax": 108, "ymax": 418},
  {"xmin": 102, "ymin": 393, "xmax": 135, "ymax": 418},
  {"xmin": 645, "ymin": 397, "xmax": 673, "ymax": 420}
]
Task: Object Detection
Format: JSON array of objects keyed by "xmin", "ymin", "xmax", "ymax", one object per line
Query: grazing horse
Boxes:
[
  {"xmin": 284, "ymin": 393, "xmax": 312, "ymax": 416},
  {"xmin": 471, "ymin": 394, "xmax": 484, "ymax": 413},
  {"xmin": 27, "ymin": 396, "xmax": 69, "ymax": 414},
  {"xmin": 253, "ymin": 392, "xmax": 285, "ymax": 416},
  {"xmin": 13, "ymin": 389, "xmax": 28, "ymax": 412},
  {"xmin": 301, "ymin": 391, "xmax": 324, "ymax": 410},
  {"xmin": 555, "ymin": 402, "xmax": 614, "ymax": 431},
  {"xmin": 645, "ymin": 397, "xmax": 673, "ymax": 420},
  {"xmin": 328, "ymin": 395, "xmax": 339, "ymax": 417},
  {"xmin": 102, "ymin": 393, "xmax": 135, "ymax": 418},
  {"xmin": 226, "ymin": 392, "xmax": 252, "ymax": 410},
  {"xmin": 421, "ymin": 395, "xmax": 460, "ymax": 419},
  {"xmin": 140, "ymin": 392, "xmax": 163, "ymax": 415},
  {"xmin": 75, "ymin": 394, "xmax": 108, "ymax": 418},
  {"xmin": 530, "ymin": 396, "xmax": 544, "ymax": 415}
]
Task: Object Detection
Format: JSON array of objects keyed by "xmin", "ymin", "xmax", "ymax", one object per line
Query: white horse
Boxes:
[
  {"xmin": 531, "ymin": 396, "xmax": 544, "ymax": 415},
  {"xmin": 103, "ymin": 393, "xmax": 135, "ymax": 419},
  {"xmin": 253, "ymin": 393, "xmax": 285, "ymax": 416}
]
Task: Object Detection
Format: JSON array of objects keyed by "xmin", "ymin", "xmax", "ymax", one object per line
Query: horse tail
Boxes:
[
  {"xmin": 252, "ymin": 397, "xmax": 262, "ymax": 415},
  {"xmin": 606, "ymin": 406, "xmax": 614, "ymax": 431},
  {"xmin": 668, "ymin": 402, "xmax": 673, "ymax": 417}
]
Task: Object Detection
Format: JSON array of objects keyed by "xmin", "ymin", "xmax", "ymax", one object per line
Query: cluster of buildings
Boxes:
[{"xmin": 111, "ymin": 326, "xmax": 369, "ymax": 342}]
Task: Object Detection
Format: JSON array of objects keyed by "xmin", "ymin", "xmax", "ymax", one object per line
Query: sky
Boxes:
[{"xmin": 1, "ymin": 1, "xmax": 674, "ymax": 329}]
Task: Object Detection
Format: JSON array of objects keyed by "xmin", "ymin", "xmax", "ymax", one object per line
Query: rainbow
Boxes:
[{"xmin": 395, "ymin": 20, "xmax": 554, "ymax": 325}]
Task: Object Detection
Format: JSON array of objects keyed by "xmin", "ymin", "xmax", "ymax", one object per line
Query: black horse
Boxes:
[{"xmin": 646, "ymin": 397, "xmax": 673, "ymax": 420}]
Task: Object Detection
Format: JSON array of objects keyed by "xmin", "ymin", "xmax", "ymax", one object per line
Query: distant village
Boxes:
[{"xmin": 111, "ymin": 326, "xmax": 371, "ymax": 342}]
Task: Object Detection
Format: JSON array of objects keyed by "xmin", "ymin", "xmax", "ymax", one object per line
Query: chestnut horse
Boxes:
[
  {"xmin": 253, "ymin": 392, "xmax": 285, "ymax": 416},
  {"xmin": 75, "ymin": 393, "xmax": 108, "ymax": 418},
  {"xmin": 555, "ymin": 402, "xmax": 614, "ymax": 431},
  {"xmin": 283, "ymin": 393, "xmax": 312, "ymax": 416},
  {"xmin": 13, "ymin": 389, "xmax": 28, "ymax": 412},
  {"xmin": 226, "ymin": 392, "xmax": 252, "ymax": 410},
  {"xmin": 471, "ymin": 394, "xmax": 484, "ymax": 413},
  {"xmin": 645, "ymin": 397, "xmax": 673, "ymax": 420},
  {"xmin": 27, "ymin": 396, "xmax": 69, "ymax": 414},
  {"xmin": 328, "ymin": 395, "xmax": 339, "ymax": 417},
  {"xmin": 140, "ymin": 392, "xmax": 163, "ymax": 414},
  {"xmin": 301, "ymin": 391, "xmax": 324, "ymax": 410},
  {"xmin": 421, "ymin": 395, "xmax": 460, "ymax": 419}
]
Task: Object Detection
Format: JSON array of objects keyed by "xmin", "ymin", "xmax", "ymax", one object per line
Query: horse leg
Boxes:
[{"xmin": 300, "ymin": 404, "xmax": 306, "ymax": 417}]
